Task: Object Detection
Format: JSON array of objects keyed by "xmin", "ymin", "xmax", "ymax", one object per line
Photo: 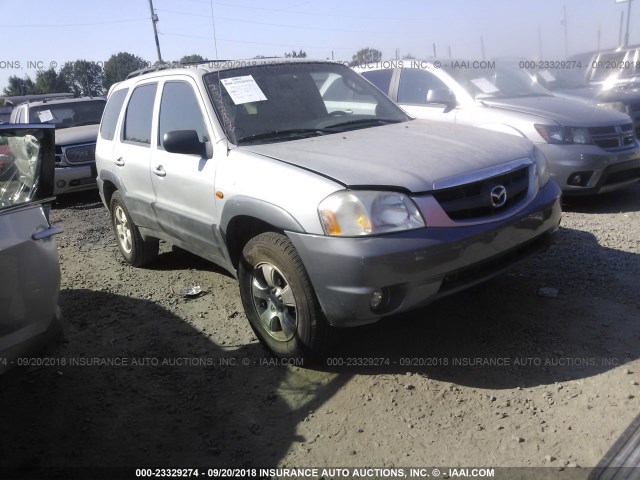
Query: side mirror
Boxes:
[
  {"xmin": 163, "ymin": 130, "xmax": 211, "ymax": 158},
  {"xmin": 426, "ymin": 88, "xmax": 456, "ymax": 108}
]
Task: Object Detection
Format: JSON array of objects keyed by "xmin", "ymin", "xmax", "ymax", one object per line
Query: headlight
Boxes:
[
  {"xmin": 319, "ymin": 190, "xmax": 425, "ymax": 236},
  {"xmin": 534, "ymin": 124, "xmax": 592, "ymax": 145},
  {"xmin": 596, "ymin": 101, "xmax": 627, "ymax": 113},
  {"xmin": 532, "ymin": 147, "xmax": 551, "ymax": 188}
]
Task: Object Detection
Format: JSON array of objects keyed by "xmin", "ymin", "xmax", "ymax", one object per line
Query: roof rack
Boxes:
[{"xmin": 126, "ymin": 59, "xmax": 240, "ymax": 79}]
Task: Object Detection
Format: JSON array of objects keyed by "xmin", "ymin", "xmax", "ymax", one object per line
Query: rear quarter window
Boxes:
[{"xmin": 100, "ymin": 89, "xmax": 129, "ymax": 141}]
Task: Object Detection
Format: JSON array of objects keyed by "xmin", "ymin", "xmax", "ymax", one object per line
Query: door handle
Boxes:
[
  {"xmin": 114, "ymin": 157, "xmax": 125, "ymax": 166},
  {"xmin": 152, "ymin": 165, "xmax": 166, "ymax": 177},
  {"xmin": 32, "ymin": 225, "xmax": 64, "ymax": 240}
]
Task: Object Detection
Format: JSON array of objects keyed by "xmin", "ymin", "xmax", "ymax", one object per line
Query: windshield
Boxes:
[
  {"xmin": 204, "ymin": 62, "xmax": 409, "ymax": 145},
  {"xmin": 28, "ymin": 100, "xmax": 106, "ymax": 129},
  {"xmin": 444, "ymin": 63, "xmax": 552, "ymax": 99}
]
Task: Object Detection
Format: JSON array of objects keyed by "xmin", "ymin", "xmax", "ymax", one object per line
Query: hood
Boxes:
[
  {"xmin": 482, "ymin": 95, "xmax": 632, "ymax": 127},
  {"xmin": 239, "ymin": 120, "xmax": 534, "ymax": 193},
  {"xmin": 54, "ymin": 124, "xmax": 100, "ymax": 145}
]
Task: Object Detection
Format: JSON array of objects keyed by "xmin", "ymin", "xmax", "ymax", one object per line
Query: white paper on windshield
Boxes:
[
  {"xmin": 220, "ymin": 75, "xmax": 267, "ymax": 105},
  {"xmin": 540, "ymin": 70, "xmax": 556, "ymax": 82},
  {"xmin": 37, "ymin": 110, "xmax": 54, "ymax": 122},
  {"xmin": 470, "ymin": 77, "xmax": 500, "ymax": 94}
]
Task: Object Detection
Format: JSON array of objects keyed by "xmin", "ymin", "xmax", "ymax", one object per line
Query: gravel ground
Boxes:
[{"xmin": 0, "ymin": 185, "xmax": 639, "ymax": 478}]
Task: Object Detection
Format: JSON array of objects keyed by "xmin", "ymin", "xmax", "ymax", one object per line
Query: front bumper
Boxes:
[
  {"xmin": 287, "ymin": 181, "xmax": 562, "ymax": 328},
  {"xmin": 538, "ymin": 143, "xmax": 640, "ymax": 195},
  {"xmin": 54, "ymin": 164, "xmax": 97, "ymax": 195}
]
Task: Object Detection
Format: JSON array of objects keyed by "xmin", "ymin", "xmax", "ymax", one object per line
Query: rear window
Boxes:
[
  {"xmin": 123, "ymin": 84, "xmax": 157, "ymax": 145},
  {"xmin": 100, "ymin": 89, "xmax": 129, "ymax": 141}
]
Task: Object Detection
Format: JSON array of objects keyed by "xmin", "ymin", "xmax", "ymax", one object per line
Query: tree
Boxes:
[
  {"xmin": 3, "ymin": 75, "xmax": 36, "ymax": 96},
  {"xmin": 349, "ymin": 48, "xmax": 382, "ymax": 67},
  {"xmin": 179, "ymin": 54, "xmax": 206, "ymax": 64},
  {"xmin": 103, "ymin": 52, "xmax": 149, "ymax": 91},
  {"xmin": 60, "ymin": 60, "xmax": 104, "ymax": 97},
  {"xmin": 34, "ymin": 68, "xmax": 70, "ymax": 94},
  {"xmin": 402, "ymin": 53, "xmax": 416, "ymax": 60},
  {"xmin": 284, "ymin": 49, "xmax": 307, "ymax": 58}
]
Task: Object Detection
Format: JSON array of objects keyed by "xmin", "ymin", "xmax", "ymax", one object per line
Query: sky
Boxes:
[{"xmin": 0, "ymin": 0, "xmax": 638, "ymax": 92}]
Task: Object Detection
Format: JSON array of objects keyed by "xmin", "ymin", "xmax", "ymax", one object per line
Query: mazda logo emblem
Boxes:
[{"xmin": 490, "ymin": 185, "xmax": 508, "ymax": 208}]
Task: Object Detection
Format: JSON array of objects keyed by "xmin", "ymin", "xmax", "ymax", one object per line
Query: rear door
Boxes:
[
  {"xmin": 0, "ymin": 125, "xmax": 62, "ymax": 371},
  {"xmin": 109, "ymin": 82, "xmax": 160, "ymax": 231}
]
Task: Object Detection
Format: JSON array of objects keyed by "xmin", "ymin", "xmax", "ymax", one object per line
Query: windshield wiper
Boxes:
[
  {"xmin": 236, "ymin": 128, "xmax": 330, "ymax": 144},
  {"xmin": 323, "ymin": 118, "xmax": 402, "ymax": 131}
]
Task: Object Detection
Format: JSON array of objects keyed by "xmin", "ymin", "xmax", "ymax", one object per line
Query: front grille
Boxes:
[
  {"xmin": 590, "ymin": 123, "xmax": 636, "ymax": 152},
  {"xmin": 432, "ymin": 166, "xmax": 530, "ymax": 221},
  {"xmin": 64, "ymin": 144, "xmax": 96, "ymax": 165}
]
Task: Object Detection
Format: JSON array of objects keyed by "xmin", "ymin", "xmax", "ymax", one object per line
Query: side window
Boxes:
[
  {"xmin": 100, "ymin": 89, "xmax": 129, "ymax": 140},
  {"xmin": 158, "ymin": 81, "xmax": 207, "ymax": 148},
  {"xmin": 123, "ymin": 83, "xmax": 157, "ymax": 145},
  {"xmin": 398, "ymin": 69, "xmax": 448, "ymax": 105},
  {"xmin": 361, "ymin": 69, "xmax": 394, "ymax": 95},
  {"xmin": 15, "ymin": 108, "xmax": 24, "ymax": 123}
]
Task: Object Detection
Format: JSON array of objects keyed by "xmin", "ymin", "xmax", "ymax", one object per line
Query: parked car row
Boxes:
[
  {"xmin": 356, "ymin": 58, "xmax": 640, "ymax": 196},
  {"xmin": 2, "ymin": 50, "xmax": 639, "ymax": 366}
]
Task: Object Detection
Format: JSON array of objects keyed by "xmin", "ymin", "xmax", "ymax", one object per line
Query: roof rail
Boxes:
[{"xmin": 125, "ymin": 59, "xmax": 276, "ymax": 79}]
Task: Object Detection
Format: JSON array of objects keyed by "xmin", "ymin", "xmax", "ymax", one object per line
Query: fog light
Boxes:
[
  {"xmin": 369, "ymin": 289, "xmax": 384, "ymax": 310},
  {"xmin": 57, "ymin": 179, "xmax": 66, "ymax": 188},
  {"xmin": 569, "ymin": 174, "xmax": 583, "ymax": 185},
  {"xmin": 567, "ymin": 171, "xmax": 593, "ymax": 187}
]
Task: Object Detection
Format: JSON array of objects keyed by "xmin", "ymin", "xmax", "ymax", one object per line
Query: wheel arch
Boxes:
[{"xmin": 220, "ymin": 196, "xmax": 305, "ymax": 269}]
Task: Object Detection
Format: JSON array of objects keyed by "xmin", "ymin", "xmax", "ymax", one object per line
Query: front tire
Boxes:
[
  {"xmin": 110, "ymin": 191, "xmax": 158, "ymax": 267},
  {"xmin": 239, "ymin": 232, "xmax": 332, "ymax": 358}
]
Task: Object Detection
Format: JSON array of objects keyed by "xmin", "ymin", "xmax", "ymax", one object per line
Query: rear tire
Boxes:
[
  {"xmin": 110, "ymin": 190, "xmax": 158, "ymax": 267},
  {"xmin": 238, "ymin": 232, "xmax": 332, "ymax": 358}
]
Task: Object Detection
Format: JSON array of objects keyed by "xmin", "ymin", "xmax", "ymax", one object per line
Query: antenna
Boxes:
[{"xmin": 210, "ymin": 0, "xmax": 220, "ymax": 61}]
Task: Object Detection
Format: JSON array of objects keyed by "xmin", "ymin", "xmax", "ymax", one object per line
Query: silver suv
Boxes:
[
  {"xmin": 96, "ymin": 59, "xmax": 561, "ymax": 358},
  {"xmin": 10, "ymin": 97, "xmax": 106, "ymax": 195}
]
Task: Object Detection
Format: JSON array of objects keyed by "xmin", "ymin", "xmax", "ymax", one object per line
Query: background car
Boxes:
[
  {"xmin": 0, "ymin": 124, "xmax": 63, "ymax": 374},
  {"xmin": 534, "ymin": 45, "xmax": 640, "ymax": 139},
  {"xmin": 9, "ymin": 96, "xmax": 106, "ymax": 195},
  {"xmin": 357, "ymin": 60, "xmax": 640, "ymax": 195}
]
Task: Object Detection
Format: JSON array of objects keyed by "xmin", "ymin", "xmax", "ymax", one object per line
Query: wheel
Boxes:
[
  {"xmin": 238, "ymin": 232, "xmax": 332, "ymax": 358},
  {"xmin": 110, "ymin": 190, "xmax": 159, "ymax": 267}
]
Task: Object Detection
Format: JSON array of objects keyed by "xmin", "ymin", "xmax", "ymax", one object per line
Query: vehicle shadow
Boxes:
[
  {"xmin": 146, "ymin": 247, "xmax": 235, "ymax": 279},
  {"xmin": 52, "ymin": 189, "xmax": 103, "ymax": 210},
  {"xmin": 0, "ymin": 290, "xmax": 349, "ymax": 473},
  {"xmin": 561, "ymin": 182, "xmax": 640, "ymax": 214},
  {"xmin": 318, "ymin": 225, "xmax": 640, "ymax": 388}
]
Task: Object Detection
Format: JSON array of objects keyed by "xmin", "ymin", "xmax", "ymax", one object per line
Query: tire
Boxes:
[
  {"xmin": 238, "ymin": 232, "xmax": 332, "ymax": 359},
  {"xmin": 110, "ymin": 190, "xmax": 159, "ymax": 267}
]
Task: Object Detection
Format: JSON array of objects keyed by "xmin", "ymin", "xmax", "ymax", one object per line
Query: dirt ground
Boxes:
[{"xmin": 1, "ymin": 184, "xmax": 639, "ymax": 479}]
